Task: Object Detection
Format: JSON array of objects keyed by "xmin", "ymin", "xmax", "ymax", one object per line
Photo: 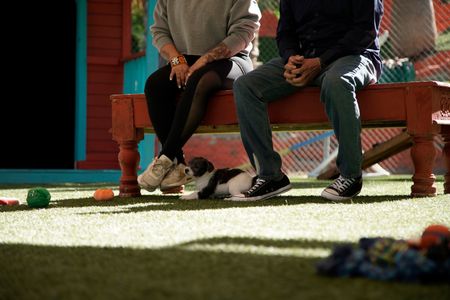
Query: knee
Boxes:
[
  {"xmin": 233, "ymin": 75, "xmax": 248, "ymax": 93},
  {"xmin": 322, "ymin": 74, "xmax": 355, "ymax": 91},
  {"xmin": 144, "ymin": 73, "xmax": 159, "ymax": 98},
  {"xmin": 233, "ymin": 75, "xmax": 256, "ymax": 103},
  {"xmin": 320, "ymin": 74, "xmax": 355, "ymax": 103}
]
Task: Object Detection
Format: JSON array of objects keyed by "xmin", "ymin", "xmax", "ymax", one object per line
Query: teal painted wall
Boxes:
[
  {"xmin": 146, "ymin": 0, "xmax": 160, "ymax": 72},
  {"xmin": 123, "ymin": 56, "xmax": 148, "ymax": 93},
  {"xmin": 123, "ymin": 0, "xmax": 159, "ymax": 172},
  {"xmin": 75, "ymin": 0, "xmax": 87, "ymax": 162},
  {"xmin": 123, "ymin": 56, "xmax": 155, "ymax": 171}
]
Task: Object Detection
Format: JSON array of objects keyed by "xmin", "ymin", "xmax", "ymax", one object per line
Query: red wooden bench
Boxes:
[{"xmin": 111, "ymin": 81, "xmax": 450, "ymax": 198}]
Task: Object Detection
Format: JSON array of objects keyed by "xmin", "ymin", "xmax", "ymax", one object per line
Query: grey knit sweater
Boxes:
[{"xmin": 150, "ymin": 0, "xmax": 261, "ymax": 56}]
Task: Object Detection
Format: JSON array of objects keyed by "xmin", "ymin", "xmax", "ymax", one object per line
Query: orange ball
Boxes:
[
  {"xmin": 420, "ymin": 224, "xmax": 450, "ymax": 249},
  {"xmin": 93, "ymin": 189, "xmax": 115, "ymax": 201}
]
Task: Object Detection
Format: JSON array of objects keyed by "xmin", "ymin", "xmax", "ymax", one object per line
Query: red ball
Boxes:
[{"xmin": 420, "ymin": 224, "xmax": 450, "ymax": 249}]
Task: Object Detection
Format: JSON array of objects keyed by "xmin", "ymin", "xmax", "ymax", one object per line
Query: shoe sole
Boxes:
[
  {"xmin": 226, "ymin": 184, "xmax": 292, "ymax": 201},
  {"xmin": 321, "ymin": 190, "xmax": 361, "ymax": 201},
  {"xmin": 160, "ymin": 177, "xmax": 193, "ymax": 191},
  {"xmin": 137, "ymin": 175, "xmax": 158, "ymax": 192},
  {"xmin": 161, "ymin": 185, "xmax": 184, "ymax": 194}
]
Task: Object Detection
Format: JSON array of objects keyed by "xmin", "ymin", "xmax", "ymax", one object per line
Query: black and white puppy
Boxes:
[{"xmin": 180, "ymin": 157, "xmax": 253, "ymax": 200}]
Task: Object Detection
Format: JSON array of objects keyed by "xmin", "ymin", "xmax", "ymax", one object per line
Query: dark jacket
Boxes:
[{"xmin": 277, "ymin": 0, "xmax": 383, "ymax": 78}]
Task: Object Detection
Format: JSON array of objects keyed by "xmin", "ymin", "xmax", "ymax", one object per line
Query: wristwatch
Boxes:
[{"xmin": 170, "ymin": 55, "xmax": 187, "ymax": 67}]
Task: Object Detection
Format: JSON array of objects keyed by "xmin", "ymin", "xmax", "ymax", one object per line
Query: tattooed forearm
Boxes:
[{"xmin": 203, "ymin": 43, "xmax": 232, "ymax": 63}]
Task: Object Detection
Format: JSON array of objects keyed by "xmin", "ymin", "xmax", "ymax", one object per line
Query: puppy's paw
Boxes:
[{"xmin": 180, "ymin": 192, "xmax": 199, "ymax": 200}]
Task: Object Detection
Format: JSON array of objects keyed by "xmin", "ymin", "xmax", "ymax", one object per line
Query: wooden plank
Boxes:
[
  {"xmin": 122, "ymin": 0, "xmax": 132, "ymax": 58},
  {"xmin": 88, "ymin": 15, "xmax": 121, "ymax": 26},
  {"xmin": 89, "ymin": 49, "xmax": 122, "ymax": 58},
  {"xmin": 86, "ymin": 141, "xmax": 118, "ymax": 152},
  {"xmin": 87, "ymin": 129, "xmax": 114, "ymax": 141},
  {"xmin": 87, "ymin": 118, "xmax": 113, "ymax": 129},
  {"xmin": 88, "ymin": 26, "xmax": 122, "ymax": 38},
  {"xmin": 111, "ymin": 96, "xmax": 137, "ymax": 141},
  {"xmin": 87, "ymin": 56, "xmax": 120, "ymax": 66},
  {"xmin": 88, "ymin": 64, "xmax": 123, "ymax": 73},
  {"xmin": 88, "ymin": 37, "xmax": 122, "ymax": 50},
  {"xmin": 129, "ymin": 85, "xmax": 411, "ymax": 130},
  {"xmin": 84, "ymin": 153, "xmax": 118, "ymax": 161},
  {"xmin": 76, "ymin": 160, "xmax": 120, "ymax": 170},
  {"xmin": 88, "ymin": 2, "xmax": 122, "ymax": 15},
  {"xmin": 317, "ymin": 130, "xmax": 413, "ymax": 179},
  {"xmin": 90, "ymin": 0, "xmax": 121, "ymax": 3},
  {"xmin": 88, "ymin": 95, "xmax": 114, "ymax": 105},
  {"xmin": 89, "ymin": 71, "xmax": 123, "ymax": 84},
  {"xmin": 361, "ymin": 130, "xmax": 413, "ymax": 168},
  {"xmin": 88, "ymin": 107, "xmax": 112, "ymax": 118},
  {"xmin": 88, "ymin": 83, "xmax": 123, "ymax": 95},
  {"xmin": 142, "ymin": 121, "xmax": 406, "ymax": 135}
]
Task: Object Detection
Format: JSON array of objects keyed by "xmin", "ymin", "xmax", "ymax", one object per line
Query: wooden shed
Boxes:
[{"xmin": 0, "ymin": 0, "xmax": 157, "ymax": 183}]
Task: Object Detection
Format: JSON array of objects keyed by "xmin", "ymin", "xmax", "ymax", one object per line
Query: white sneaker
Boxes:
[
  {"xmin": 137, "ymin": 155, "xmax": 174, "ymax": 192},
  {"xmin": 160, "ymin": 163, "xmax": 193, "ymax": 191}
]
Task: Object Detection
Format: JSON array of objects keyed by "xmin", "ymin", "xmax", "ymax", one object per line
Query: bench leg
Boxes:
[
  {"xmin": 118, "ymin": 140, "xmax": 141, "ymax": 197},
  {"xmin": 410, "ymin": 134, "xmax": 437, "ymax": 197},
  {"xmin": 442, "ymin": 130, "xmax": 450, "ymax": 194}
]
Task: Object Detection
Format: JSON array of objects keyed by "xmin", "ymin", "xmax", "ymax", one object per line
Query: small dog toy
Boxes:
[
  {"xmin": 26, "ymin": 188, "xmax": 51, "ymax": 208},
  {"xmin": 93, "ymin": 189, "xmax": 115, "ymax": 201},
  {"xmin": 0, "ymin": 197, "xmax": 20, "ymax": 206}
]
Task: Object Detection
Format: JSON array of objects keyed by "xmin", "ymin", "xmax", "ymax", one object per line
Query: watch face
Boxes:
[{"xmin": 172, "ymin": 57, "xmax": 180, "ymax": 65}]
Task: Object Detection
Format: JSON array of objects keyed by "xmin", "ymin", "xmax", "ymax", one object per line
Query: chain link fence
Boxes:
[{"xmin": 186, "ymin": 0, "xmax": 450, "ymax": 176}]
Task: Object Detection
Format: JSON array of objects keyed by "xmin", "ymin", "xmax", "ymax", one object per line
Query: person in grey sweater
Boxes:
[{"xmin": 138, "ymin": 0, "xmax": 261, "ymax": 193}]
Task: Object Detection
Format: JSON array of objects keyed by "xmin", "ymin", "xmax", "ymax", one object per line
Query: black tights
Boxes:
[{"xmin": 144, "ymin": 55, "xmax": 238, "ymax": 164}]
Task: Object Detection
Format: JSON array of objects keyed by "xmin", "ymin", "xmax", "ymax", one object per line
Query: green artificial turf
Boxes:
[{"xmin": 0, "ymin": 176, "xmax": 449, "ymax": 300}]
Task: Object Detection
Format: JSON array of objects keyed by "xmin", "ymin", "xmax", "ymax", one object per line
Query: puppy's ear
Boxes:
[{"xmin": 207, "ymin": 161, "xmax": 214, "ymax": 172}]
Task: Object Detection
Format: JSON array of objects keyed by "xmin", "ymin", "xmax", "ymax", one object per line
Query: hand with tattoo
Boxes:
[{"xmin": 187, "ymin": 42, "xmax": 232, "ymax": 80}]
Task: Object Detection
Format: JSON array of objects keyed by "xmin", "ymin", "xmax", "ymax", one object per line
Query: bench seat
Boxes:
[{"xmin": 111, "ymin": 81, "xmax": 450, "ymax": 197}]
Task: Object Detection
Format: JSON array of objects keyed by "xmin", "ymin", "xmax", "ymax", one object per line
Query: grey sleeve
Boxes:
[
  {"xmin": 222, "ymin": 0, "xmax": 261, "ymax": 55},
  {"xmin": 150, "ymin": 0, "xmax": 173, "ymax": 51}
]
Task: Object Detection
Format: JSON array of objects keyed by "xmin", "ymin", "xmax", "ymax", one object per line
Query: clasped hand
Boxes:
[
  {"xmin": 170, "ymin": 56, "xmax": 208, "ymax": 89},
  {"xmin": 284, "ymin": 55, "xmax": 321, "ymax": 87}
]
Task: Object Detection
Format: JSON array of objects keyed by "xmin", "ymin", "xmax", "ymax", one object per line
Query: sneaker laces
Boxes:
[
  {"xmin": 247, "ymin": 178, "xmax": 266, "ymax": 194},
  {"xmin": 330, "ymin": 176, "xmax": 356, "ymax": 192}
]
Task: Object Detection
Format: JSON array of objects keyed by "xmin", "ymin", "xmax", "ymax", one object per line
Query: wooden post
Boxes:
[
  {"xmin": 111, "ymin": 96, "xmax": 144, "ymax": 197},
  {"xmin": 410, "ymin": 134, "xmax": 437, "ymax": 197}
]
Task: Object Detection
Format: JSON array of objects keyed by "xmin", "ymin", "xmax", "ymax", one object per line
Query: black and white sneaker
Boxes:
[
  {"xmin": 227, "ymin": 174, "xmax": 292, "ymax": 201},
  {"xmin": 321, "ymin": 175, "xmax": 362, "ymax": 201}
]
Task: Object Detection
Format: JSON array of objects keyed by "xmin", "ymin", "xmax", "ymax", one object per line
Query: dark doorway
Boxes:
[{"xmin": 1, "ymin": 1, "xmax": 77, "ymax": 169}]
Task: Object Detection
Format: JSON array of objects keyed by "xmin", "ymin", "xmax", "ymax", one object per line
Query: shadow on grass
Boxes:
[
  {"xmin": 364, "ymin": 176, "xmax": 444, "ymax": 183},
  {"xmin": 0, "ymin": 193, "xmax": 414, "ymax": 214},
  {"xmin": 83, "ymin": 195, "xmax": 413, "ymax": 215},
  {"xmin": 0, "ymin": 183, "xmax": 117, "ymax": 191},
  {"xmin": 1, "ymin": 238, "xmax": 448, "ymax": 300}
]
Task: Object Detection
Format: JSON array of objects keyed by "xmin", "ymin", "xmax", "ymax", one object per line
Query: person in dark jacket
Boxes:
[{"xmin": 230, "ymin": 0, "xmax": 384, "ymax": 201}]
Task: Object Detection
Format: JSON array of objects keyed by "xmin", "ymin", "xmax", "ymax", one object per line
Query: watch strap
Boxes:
[{"xmin": 170, "ymin": 55, "xmax": 187, "ymax": 67}]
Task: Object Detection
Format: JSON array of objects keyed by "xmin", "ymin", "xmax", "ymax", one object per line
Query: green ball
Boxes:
[{"xmin": 26, "ymin": 188, "xmax": 51, "ymax": 208}]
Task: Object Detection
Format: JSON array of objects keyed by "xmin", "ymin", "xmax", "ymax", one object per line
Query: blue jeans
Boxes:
[{"xmin": 233, "ymin": 55, "xmax": 377, "ymax": 180}]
